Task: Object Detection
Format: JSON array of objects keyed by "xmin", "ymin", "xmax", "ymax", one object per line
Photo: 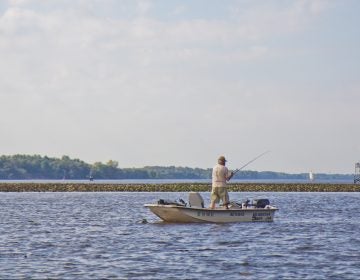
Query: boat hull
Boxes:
[{"xmin": 144, "ymin": 204, "xmax": 278, "ymax": 223}]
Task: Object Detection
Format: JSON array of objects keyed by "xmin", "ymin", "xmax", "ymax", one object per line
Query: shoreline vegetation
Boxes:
[
  {"xmin": 0, "ymin": 183, "xmax": 359, "ymax": 192},
  {"xmin": 0, "ymin": 154, "xmax": 354, "ymax": 181}
]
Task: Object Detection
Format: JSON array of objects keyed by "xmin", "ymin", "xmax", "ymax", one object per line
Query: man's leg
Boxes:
[
  {"xmin": 221, "ymin": 188, "xmax": 230, "ymax": 209},
  {"xmin": 210, "ymin": 188, "xmax": 218, "ymax": 209}
]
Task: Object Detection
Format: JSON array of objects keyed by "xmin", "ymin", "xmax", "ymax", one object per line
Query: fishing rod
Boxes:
[{"xmin": 232, "ymin": 150, "xmax": 270, "ymax": 175}]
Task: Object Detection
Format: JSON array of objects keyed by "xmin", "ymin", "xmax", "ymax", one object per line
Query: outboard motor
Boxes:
[
  {"xmin": 188, "ymin": 192, "xmax": 204, "ymax": 208},
  {"xmin": 158, "ymin": 199, "xmax": 186, "ymax": 206},
  {"xmin": 252, "ymin": 199, "xmax": 270, "ymax": 208}
]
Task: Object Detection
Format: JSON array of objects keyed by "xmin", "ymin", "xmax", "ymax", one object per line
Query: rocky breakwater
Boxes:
[{"xmin": 0, "ymin": 182, "xmax": 359, "ymax": 192}]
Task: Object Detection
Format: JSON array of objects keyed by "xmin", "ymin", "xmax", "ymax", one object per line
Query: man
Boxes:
[{"xmin": 210, "ymin": 156, "xmax": 234, "ymax": 209}]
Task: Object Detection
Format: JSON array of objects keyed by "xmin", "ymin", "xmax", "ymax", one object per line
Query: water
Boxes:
[{"xmin": 0, "ymin": 192, "xmax": 359, "ymax": 279}]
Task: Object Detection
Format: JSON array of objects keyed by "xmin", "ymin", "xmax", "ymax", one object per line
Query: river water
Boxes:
[{"xmin": 0, "ymin": 192, "xmax": 359, "ymax": 279}]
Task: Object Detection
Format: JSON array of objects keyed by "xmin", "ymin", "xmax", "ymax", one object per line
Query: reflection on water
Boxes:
[{"xmin": 0, "ymin": 192, "xmax": 359, "ymax": 279}]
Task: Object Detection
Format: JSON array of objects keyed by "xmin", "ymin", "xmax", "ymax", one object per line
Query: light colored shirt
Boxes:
[{"xmin": 212, "ymin": 164, "xmax": 231, "ymax": 188}]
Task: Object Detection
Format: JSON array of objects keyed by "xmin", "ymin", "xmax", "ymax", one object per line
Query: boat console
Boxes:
[{"xmin": 188, "ymin": 192, "xmax": 204, "ymax": 208}]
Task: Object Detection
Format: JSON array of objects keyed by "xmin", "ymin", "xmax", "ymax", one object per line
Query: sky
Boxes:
[{"xmin": 0, "ymin": 0, "xmax": 359, "ymax": 174}]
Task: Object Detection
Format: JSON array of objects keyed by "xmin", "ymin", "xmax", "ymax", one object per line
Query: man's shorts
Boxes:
[{"xmin": 211, "ymin": 186, "xmax": 229, "ymax": 204}]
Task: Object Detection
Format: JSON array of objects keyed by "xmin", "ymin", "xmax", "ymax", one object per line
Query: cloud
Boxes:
[
  {"xmin": 170, "ymin": 4, "xmax": 186, "ymax": 16},
  {"xmin": 0, "ymin": 0, "xmax": 337, "ymax": 106},
  {"xmin": 0, "ymin": 0, "xmax": 332, "ymax": 67},
  {"xmin": 229, "ymin": 0, "xmax": 332, "ymax": 39},
  {"xmin": 0, "ymin": 1, "xmax": 279, "ymax": 105},
  {"xmin": 136, "ymin": 0, "xmax": 152, "ymax": 16},
  {"xmin": 0, "ymin": 0, "xmax": 357, "ymax": 173}
]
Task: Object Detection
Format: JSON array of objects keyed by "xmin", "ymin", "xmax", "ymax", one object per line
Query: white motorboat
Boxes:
[{"xmin": 144, "ymin": 192, "xmax": 278, "ymax": 223}]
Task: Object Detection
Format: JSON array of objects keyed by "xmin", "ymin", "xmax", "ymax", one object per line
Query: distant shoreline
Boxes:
[
  {"xmin": 0, "ymin": 182, "xmax": 359, "ymax": 192},
  {"xmin": 0, "ymin": 155, "xmax": 354, "ymax": 182}
]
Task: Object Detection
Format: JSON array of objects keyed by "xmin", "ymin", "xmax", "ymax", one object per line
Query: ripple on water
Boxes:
[{"xmin": 0, "ymin": 192, "xmax": 360, "ymax": 279}]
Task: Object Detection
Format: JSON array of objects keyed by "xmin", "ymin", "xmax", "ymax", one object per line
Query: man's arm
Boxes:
[{"xmin": 226, "ymin": 171, "xmax": 234, "ymax": 181}]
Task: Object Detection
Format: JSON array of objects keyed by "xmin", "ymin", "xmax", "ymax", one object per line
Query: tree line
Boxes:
[
  {"xmin": 0, "ymin": 154, "xmax": 352, "ymax": 180},
  {"xmin": 0, "ymin": 155, "xmax": 211, "ymax": 180}
]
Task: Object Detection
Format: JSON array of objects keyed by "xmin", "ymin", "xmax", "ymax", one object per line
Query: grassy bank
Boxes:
[{"xmin": 0, "ymin": 182, "xmax": 359, "ymax": 192}]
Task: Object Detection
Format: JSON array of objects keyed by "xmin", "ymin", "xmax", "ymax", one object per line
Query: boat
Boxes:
[
  {"xmin": 309, "ymin": 171, "xmax": 315, "ymax": 181},
  {"xmin": 144, "ymin": 192, "xmax": 278, "ymax": 223}
]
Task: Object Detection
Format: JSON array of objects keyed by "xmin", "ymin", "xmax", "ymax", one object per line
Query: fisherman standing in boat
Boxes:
[{"xmin": 210, "ymin": 156, "xmax": 234, "ymax": 209}]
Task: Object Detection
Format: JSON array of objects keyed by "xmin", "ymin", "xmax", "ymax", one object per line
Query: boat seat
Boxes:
[{"xmin": 188, "ymin": 192, "xmax": 204, "ymax": 208}]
